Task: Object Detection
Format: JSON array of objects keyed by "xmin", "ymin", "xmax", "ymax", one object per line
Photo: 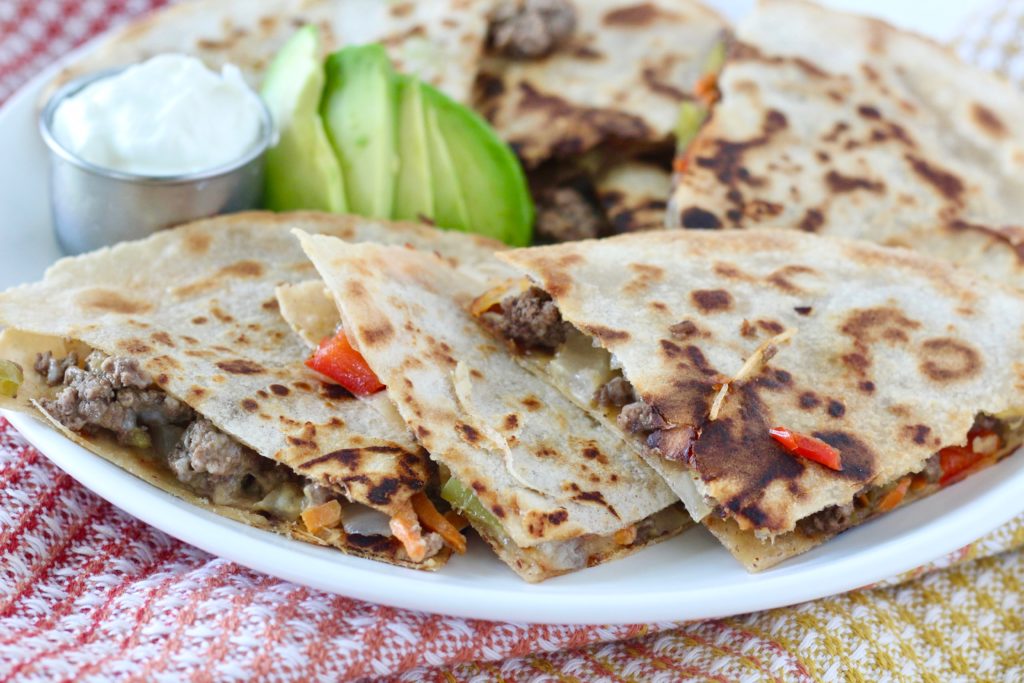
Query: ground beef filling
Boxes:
[
  {"xmin": 489, "ymin": 0, "xmax": 576, "ymax": 59},
  {"xmin": 490, "ymin": 287, "xmax": 570, "ymax": 352},
  {"xmin": 534, "ymin": 182, "xmax": 608, "ymax": 243},
  {"xmin": 37, "ymin": 351, "xmax": 319, "ymax": 512},
  {"xmin": 797, "ymin": 452, "xmax": 944, "ymax": 537}
]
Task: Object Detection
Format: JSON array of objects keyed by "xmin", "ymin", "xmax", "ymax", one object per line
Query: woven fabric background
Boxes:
[{"xmin": 2, "ymin": 1, "xmax": 1024, "ymax": 681}]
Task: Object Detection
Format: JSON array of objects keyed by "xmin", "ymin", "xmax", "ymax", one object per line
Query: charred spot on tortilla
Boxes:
[
  {"xmin": 269, "ymin": 384, "xmax": 289, "ymax": 396},
  {"xmin": 690, "ymin": 289, "xmax": 732, "ymax": 313},
  {"xmin": 317, "ymin": 382, "xmax": 353, "ymax": 400},
  {"xmin": 455, "ymin": 422, "xmax": 482, "ymax": 444},
  {"xmin": 824, "ymin": 170, "xmax": 884, "ymax": 194},
  {"xmin": 827, "ymin": 400, "xmax": 845, "ymax": 418},
  {"xmin": 581, "ymin": 324, "xmax": 630, "ymax": 343},
  {"xmin": 260, "ymin": 298, "xmax": 279, "ymax": 312},
  {"xmin": 119, "ymin": 339, "xmax": 152, "ymax": 354},
  {"xmin": 919, "ymin": 338, "xmax": 982, "ymax": 383},
  {"xmin": 971, "ymin": 103, "xmax": 1007, "ymax": 138},
  {"xmin": 684, "ymin": 206, "xmax": 724, "ymax": 231},
  {"xmin": 669, "ymin": 320, "xmax": 701, "ymax": 339},
  {"xmin": 521, "ymin": 396, "xmax": 543, "ymax": 411},
  {"xmin": 215, "ymin": 359, "xmax": 265, "ymax": 375},
  {"xmin": 77, "ymin": 288, "xmax": 153, "ymax": 315},
  {"xmin": 904, "ymin": 424, "xmax": 932, "ymax": 445},
  {"xmin": 756, "ymin": 319, "xmax": 784, "ymax": 335},
  {"xmin": 794, "ymin": 306, "xmax": 813, "ymax": 316},
  {"xmin": 798, "ymin": 208, "xmax": 824, "ymax": 232},
  {"xmin": 904, "ymin": 154, "xmax": 964, "ymax": 204},
  {"xmin": 841, "ymin": 306, "xmax": 921, "ymax": 345},
  {"xmin": 798, "ymin": 392, "xmax": 821, "ymax": 410},
  {"xmin": 150, "ymin": 332, "xmax": 175, "ymax": 347},
  {"xmin": 546, "ymin": 509, "xmax": 569, "ymax": 525},
  {"xmin": 360, "ymin": 321, "xmax": 396, "ymax": 346},
  {"xmin": 856, "ymin": 104, "xmax": 881, "ymax": 119},
  {"xmin": 241, "ymin": 398, "xmax": 259, "ymax": 412},
  {"xmin": 367, "ymin": 478, "xmax": 401, "ymax": 506},
  {"xmin": 766, "ymin": 265, "xmax": 817, "ymax": 294},
  {"xmin": 811, "ymin": 431, "xmax": 877, "ymax": 482}
]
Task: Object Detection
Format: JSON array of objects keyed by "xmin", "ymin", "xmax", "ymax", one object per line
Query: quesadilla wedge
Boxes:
[
  {"xmin": 475, "ymin": 0, "xmax": 728, "ymax": 168},
  {"xmin": 478, "ymin": 229, "xmax": 1024, "ymax": 570},
  {"xmin": 0, "ymin": 211, "xmax": 509, "ymax": 569},
  {"xmin": 668, "ymin": 0, "xmax": 1024, "ymax": 286},
  {"xmin": 46, "ymin": 0, "xmax": 494, "ymax": 105},
  {"xmin": 296, "ymin": 232, "xmax": 687, "ymax": 582}
]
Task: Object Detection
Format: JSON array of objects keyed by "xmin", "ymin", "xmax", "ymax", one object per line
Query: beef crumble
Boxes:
[
  {"xmin": 489, "ymin": 0, "xmax": 576, "ymax": 59},
  {"xmin": 534, "ymin": 183, "xmax": 608, "ymax": 243},
  {"xmin": 490, "ymin": 287, "xmax": 570, "ymax": 352},
  {"xmin": 595, "ymin": 376, "xmax": 635, "ymax": 408},
  {"xmin": 35, "ymin": 351, "xmax": 328, "ymax": 513},
  {"xmin": 618, "ymin": 400, "xmax": 668, "ymax": 434}
]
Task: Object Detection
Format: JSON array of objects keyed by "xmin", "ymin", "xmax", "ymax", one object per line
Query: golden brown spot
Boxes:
[
  {"xmin": 361, "ymin": 321, "xmax": 395, "ymax": 346},
  {"xmin": 503, "ymin": 414, "xmax": 519, "ymax": 430},
  {"xmin": 455, "ymin": 423, "xmax": 481, "ymax": 444},
  {"xmin": 261, "ymin": 299, "xmax": 279, "ymax": 312},
  {"xmin": 215, "ymin": 359, "xmax": 265, "ymax": 375},
  {"xmin": 77, "ymin": 289, "xmax": 152, "ymax": 315},
  {"xmin": 825, "ymin": 170, "xmax": 884, "ymax": 194},
  {"xmin": 841, "ymin": 307, "xmax": 921, "ymax": 344},
  {"xmin": 905, "ymin": 155, "xmax": 963, "ymax": 204},
  {"xmin": 521, "ymin": 396, "xmax": 542, "ymax": 411},
  {"xmin": 184, "ymin": 231, "xmax": 212, "ymax": 254},
  {"xmin": 150, "ymin": 332, "xmax": 175, "ymax": 347},
  {"xmin": 919, "ymin": 338, "xmax": 982, "ymax": 382},
  {"xmin": 191, "ymin": 316, "xmax": 208, "ymax": 325},
  {"xmin": 119, "ymin": 339, "xmax": 151, "ymax": 354},
  {"xmin": 971, "ymin": 103, "xmax": 1006, "ymax": 137},
  {"xmin": 798, "ymin": 208, "xmax": 825, "ymax": 232},
  {"xmin": 690, "ymin": 289, "xmax": 733, "ymax": 313},
  {"xmin": 582, "ymin": 324, "xmax": 630, "ymax": 343}
]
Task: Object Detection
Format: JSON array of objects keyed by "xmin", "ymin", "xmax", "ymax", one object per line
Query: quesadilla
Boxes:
[
  {"xmin": 668, "ymin": 0, "xmax": 1024, "ymax": 286},
  {"xmin": 475, "ymin": 0, "xmax": 728, "ymax": 167},
  {"xmin": 47, "ymin": 0, "xmax": 493, "ymax": 104},
  {"xmin": 0, "ymin": 211, "xmax": 509, "ymax": 569},
  {"xmin": 296, "ymin": 232, "xmax": 687, "ymax": 582},
  {"xmin": 477, "ymin": 229, "xmax": 1024, "ymax": 570}
]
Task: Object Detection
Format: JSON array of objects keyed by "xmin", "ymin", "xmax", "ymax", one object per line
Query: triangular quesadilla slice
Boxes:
[
  {"xmin": 668, "ymin": 0, "xmax": 1024, "ymax": 286},
  {"xmin": 0, "ymin": 212, "xmax": 506, "ymax": 569},
  {"xmin": 476, "ymin": 0, "xmax": 727, "ymax": 167},
  {"xmin": 296, "ymin": 232, "xmax": 687, "ymax": 582},
  {"xmin": 480, "ymin": 229, "xmax": 1024, "ymax": 570}
]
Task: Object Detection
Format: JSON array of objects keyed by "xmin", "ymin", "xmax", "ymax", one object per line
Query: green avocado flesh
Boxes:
[
  {"xmin": 392, "ymin": 75, "xmax": 435, "ymax": 222},
  {"xmin": 262, "ymin": 34, "xmax": 533, "ymax": 245},
  {"xmin": 260, "ymin": 26, "xmax": 347, "ymax": 213},
  {"xmin": 321, "ymin": 44, "xmax": 398, "ymax": 219},
  {"xmin": 420, "ymin": 84, "xmax": 534, "ymax": 246},
  {"xmin": 441, "ymin": 476, "xmax": 503, "ymax": 539}
]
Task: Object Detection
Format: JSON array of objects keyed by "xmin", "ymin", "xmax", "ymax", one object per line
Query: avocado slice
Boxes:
[
  {"xmin": 260, "ymin": 26, "xmax": 347, "ymax": 213},
  {"xmin": 420, "ymin": 84, "xmax": 533, "ymax": 246},
  {"xmin": 321, "ymin": 45, "xmax": 398, "ymax": 219},
  {"xmin": 392, "ymin": 75, "xmax": 434, "ymax": 222},
  {"xmin": 421, "ymin": 82, "xmax": 471, "ymax": 233}
]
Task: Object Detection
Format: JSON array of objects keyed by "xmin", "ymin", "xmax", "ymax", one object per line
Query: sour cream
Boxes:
[{"xmin": 52, "ymin": 54, "xmax": 264, "ymax": 176}]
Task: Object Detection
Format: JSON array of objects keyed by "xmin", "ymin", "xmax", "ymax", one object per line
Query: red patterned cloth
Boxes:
[{"xmin": 3, "ymin": 3, "xmax": 1024, "ymax": 682}]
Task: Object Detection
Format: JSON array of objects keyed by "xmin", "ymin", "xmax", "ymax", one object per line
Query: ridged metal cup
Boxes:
[{"xmin": 39, "ymin": 67, "xmax": 274, "ymax": 255}]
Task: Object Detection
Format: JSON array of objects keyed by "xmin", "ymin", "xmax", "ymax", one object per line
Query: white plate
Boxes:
[{"xmin": 1, "ymin": 1, "xmax": 1018, "ymax": 625}]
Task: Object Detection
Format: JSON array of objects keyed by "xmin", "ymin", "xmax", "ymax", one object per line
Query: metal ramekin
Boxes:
[{"xmin": 39, "ymin": 67, "xmax": 274, "ymax": 255}]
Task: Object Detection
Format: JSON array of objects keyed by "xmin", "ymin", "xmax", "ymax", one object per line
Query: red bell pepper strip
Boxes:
[
  {"xmin": 769, "ymin": 427, "xmax": 843, "ymax": 471},
  {"xmin": 305, "ymin": 330, "xmax": 384, "ymax": 396},
  {"xmin": 937, "ymin": 427, "xmax": 1001, "ymax": 487}
]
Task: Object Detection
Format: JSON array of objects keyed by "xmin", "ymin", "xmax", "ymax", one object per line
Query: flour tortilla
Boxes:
[
  {"xmin": 46, "ymin": 0, "xmax": 492, "ymax": 104},
  {"xmin": 668, "ymin": 0, "xmax": 1024, "ymax": 287},
  {"xmin": 0, "ymin": 211, "xmax": 507, "ymax": 527},
  {"xmin": 498, "ymin": 228, "xmax": 1024, "ymax": 568},
  {"xmin": 475, "ymin": 0, "xmax": 728, "ymax": 167},
  {"xmin": 297, "ymin": 232, "xmax": 685, "ymax": 580}
]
